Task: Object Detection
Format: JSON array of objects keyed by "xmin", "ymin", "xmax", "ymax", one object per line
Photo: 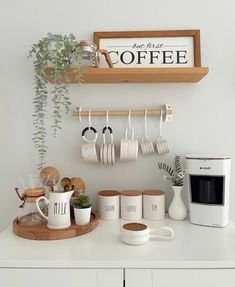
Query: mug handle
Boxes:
[
  {"xmin": 150, "ymin": 226, "xmax": 174, "ymax": 240},
  {"xmin": 97, "ymin": 49, "xmax": 113, "ymax": 68},
  {"xmin": 82, "ymin": 127, "xmax": 98, "ymax": 143},
  {"xmin": 36, "ymin": 196, "xmax": 49, "ymax": 220}
]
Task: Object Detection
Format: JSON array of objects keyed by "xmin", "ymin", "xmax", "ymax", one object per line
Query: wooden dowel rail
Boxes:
[{"xmin": 73, "ymin": 105, "xmax": 173, "ymax": 121}]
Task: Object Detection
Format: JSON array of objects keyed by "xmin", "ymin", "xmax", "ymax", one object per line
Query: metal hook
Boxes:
[
  {"xmin": 88, "ymin": 110, "xmax": 92, "ymax": 128},
  {"xmin": 106, "ymin": 110, "xmax": 109, "ymax": 128},
  {"xmin": 128, "ymin": 110, "xmax": 132, "ymax": 128}
]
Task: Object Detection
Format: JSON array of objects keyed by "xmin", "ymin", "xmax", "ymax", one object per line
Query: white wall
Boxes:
[{"xmin": 0, "ymin": 0, "xmax": 235, "ymax": 231}]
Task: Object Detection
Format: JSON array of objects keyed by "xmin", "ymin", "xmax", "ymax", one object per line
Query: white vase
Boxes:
[
  {"xmin": 74, "ymin": 206, "xmax": 91, "ymax": 225},
  {"xmin": 168, "ymin": 186, "xmax": 187, "ymax": 220}
]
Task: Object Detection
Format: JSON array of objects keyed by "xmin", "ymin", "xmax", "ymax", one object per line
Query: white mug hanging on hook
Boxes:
[
  {"xmin": 120, "ymin": 110, "xmax": 138, "ymax": 161},
  {"xmin": 100, "ymin": 111, "xmax": 116, "ymax": 165},
  {"xmin": 155, "ymin": 109, "xmax": 170, "ymax": 155},
  {"xmin": 81, "ymin": 110, "xmax": 98, "ymax": 163},
  {"xmin": 140, "ymin": 110, "xmax": 154, "ymax": 155}
]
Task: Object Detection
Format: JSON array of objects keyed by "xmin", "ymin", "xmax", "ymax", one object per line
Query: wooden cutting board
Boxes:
[{"xmin": 13, "ymin": 212, "xmax": 98, "ymax": 240}]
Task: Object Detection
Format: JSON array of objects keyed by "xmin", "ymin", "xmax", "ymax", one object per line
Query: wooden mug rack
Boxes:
[{"xmin": 73, "ymin": 104, "xmax": 173, "ymax": 121}]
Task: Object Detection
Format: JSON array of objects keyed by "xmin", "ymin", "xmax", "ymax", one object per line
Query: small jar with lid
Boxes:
[
  {"xmin": 121, "ymin": 190, "xmax": 142, "ymax": 220},
  {"xmin": 143, "ymin": 190, "xmax": 165, "ymax": 220},
  {"xmin": 15, "ymin": 187, "xmax": 46, "ymax": 225}
]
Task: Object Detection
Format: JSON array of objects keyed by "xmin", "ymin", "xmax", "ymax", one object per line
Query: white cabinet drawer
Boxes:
[
  {"xmin": 125, "ymin": 269, "xmax": 152, "ymax": 287},
  {"xmin": 125, "ymin": 268, "xmax": 235, "ymax": 287},
  {"xmin": 0, "ymin": 268, "xmax": 123, "ymax": 287},
  {"xmin": 153, "ymin": 269, "xmax": 235, "ymax": 287}
]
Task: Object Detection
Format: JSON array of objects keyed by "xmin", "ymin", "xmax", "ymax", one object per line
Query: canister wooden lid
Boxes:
[
  {"xmin": 121, "ymin": 190, "xmax": 142, "ymax": 196},
  {"xmin": 142, "ymin": 190, "xmax": 165, "ymax": 196},
  {"xmin": 98, "ymin": 190, "xmax": 120, "ymax": 196}
]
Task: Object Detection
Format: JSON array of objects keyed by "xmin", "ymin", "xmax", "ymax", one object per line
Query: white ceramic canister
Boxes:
[
  {"xmin": 121, "ymin": 190, "xmax": 142, "ymax": 220},
  {"xmin": 98, "ymin": 190, "xmax": 120, "ymax": 220},
  {"xmin": 143, "ymin": 190, "xmax": 165, "ymax": 220}
]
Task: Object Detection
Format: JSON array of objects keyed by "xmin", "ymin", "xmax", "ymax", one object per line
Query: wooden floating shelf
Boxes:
[{"xmin": 45, "ymin": 67, "xmax": 209, "ymax": 84}]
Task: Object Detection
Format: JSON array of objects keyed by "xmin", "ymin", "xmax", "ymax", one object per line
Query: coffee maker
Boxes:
[{"xmin": 186, "ymin": 155, "xmax": 231, "ymax": 227}]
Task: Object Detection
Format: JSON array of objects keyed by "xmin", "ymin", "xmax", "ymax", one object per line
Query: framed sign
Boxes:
[{"xmin": 94, "ymin": 30, "xmax": 201, "ymax": 68}]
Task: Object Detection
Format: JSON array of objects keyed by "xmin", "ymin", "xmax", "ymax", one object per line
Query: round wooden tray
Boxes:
[{"xmin": 13, "ymin": 212, "xmax": 99, "ymax": 240}]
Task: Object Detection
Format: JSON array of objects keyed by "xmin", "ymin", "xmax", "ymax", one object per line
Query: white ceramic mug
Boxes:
[
  {"xmin": 140, "ymin": 137, "xmax": 155, "ymax": 155},
  {"xmin": 143, "ymin": 190, "xmax": 165, "ymax": 220},
  {"xmin": 81, "ymin": 126, "xmax": 98, "ymax": 163},
  {"xmin": 120, "ymin": 222, "xmax": 174, "ymax": 245},
  {"xmin": 155, "ymin": 109, "xmax": 169, "ymax": 155},
  {"xmin": 140, "ymin": 110, "xmax": 154, "ymax": 155},
  {"xmin": 98, "ymin": 190, "xmax": 120, "ymax": 220},
  {"xmin": 120, "ymin": 127, "xmax": 138, "ymax": 161},
  {"xmin": 121, "ymin": 190, "xmax": 142, "ymax": 220},
  {"xmin": 155, "ymin": 136, "xmax": 169, "ymax": 155},
  {"xmin": 100, "ymin": 126, "xmax": 116, "ymax": 165}
]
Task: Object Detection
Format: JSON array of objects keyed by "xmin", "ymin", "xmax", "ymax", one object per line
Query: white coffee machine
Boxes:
[{"xmin": 186, "ymin": 155, "xmax": 231, "ymax": 227}]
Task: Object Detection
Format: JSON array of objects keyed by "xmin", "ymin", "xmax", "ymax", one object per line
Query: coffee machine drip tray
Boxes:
[{"xmin": 190, "ymin": 175, "xmax": 224, "ymax": 205}]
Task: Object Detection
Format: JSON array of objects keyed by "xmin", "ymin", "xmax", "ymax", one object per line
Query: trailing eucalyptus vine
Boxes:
[{"xmin": 29, "ymin": 33, "xmax": 82, "ymax": 169}]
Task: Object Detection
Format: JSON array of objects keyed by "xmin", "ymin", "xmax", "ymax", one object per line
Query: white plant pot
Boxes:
[{"xmin": 74, "ymin": 206, "xmax": 91, "ymax": 225}]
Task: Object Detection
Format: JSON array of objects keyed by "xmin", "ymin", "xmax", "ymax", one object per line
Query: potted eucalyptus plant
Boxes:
[
  {"xmin": 29, "ymin": 33, "xmax": 83, "ymax": 170},
  {"xmin": 73, "ymin": 193, "xmax": 92, "ymax": 225}
]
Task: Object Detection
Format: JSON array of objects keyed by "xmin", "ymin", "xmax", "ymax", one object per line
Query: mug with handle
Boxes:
[
  {"xmin": 100, "ymin": 126, "xmax": 116, "ymax": 165},
  {"xmin": 81, "ymin": 126, "xmax": 98, "ymax": 163},
  {"xmin": 120, "ymin": 127, "xmax": 138, "ymax": 161},
  {"xmin": 120, "ymin": 222, "xmax": 174, "ymax": 245},
  {"xmin": 36, "ymin": 190, "xmax": 73, "ymax": 230},
  {"xmin": 140, "ymin": 110, "xmax": 154, "ymax": 155}
]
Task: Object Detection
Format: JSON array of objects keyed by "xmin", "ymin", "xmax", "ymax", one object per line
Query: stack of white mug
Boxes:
[{"xmin": 98, "ymin": 189, "xmax": 165, "ymax": 221}]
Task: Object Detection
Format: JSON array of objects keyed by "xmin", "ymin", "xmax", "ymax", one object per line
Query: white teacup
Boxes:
[
  {"xmin": 100, "ymin": 126, "xmax": 116, "ymax": 165},
  {"xmin": 120, "ymin": 222, "xmax": 174, "ymax": 245},
  {"xmin": 155, "ymin": 136, "xmax": 170, "ymax": 155},
  {"xmin": 140, "ymin": 137, "xmax": 154, "ymax": 155},
  {"xmin": 120, "ymin": 127, "xmax": 138, "ymax": 161}
]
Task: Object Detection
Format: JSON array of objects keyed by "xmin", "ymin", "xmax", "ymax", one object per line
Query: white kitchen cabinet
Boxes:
[
  {"xmin": 0, "ymin": 268, "xmax": 123, "ymax": 287},
  {"xmin": 125, "ymin": 269, "xmax": 235, "ymax": 287}
]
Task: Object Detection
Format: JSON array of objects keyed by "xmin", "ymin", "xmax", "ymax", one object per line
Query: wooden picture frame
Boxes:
[{"xmin": 94, "ymin": 30, "xmax": 201, "ymax": 68}]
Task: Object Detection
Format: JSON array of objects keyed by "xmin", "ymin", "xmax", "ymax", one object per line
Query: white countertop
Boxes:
[{"xmin": 1, "ymin": 217, "xmax": 235, "ymax": 269}]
